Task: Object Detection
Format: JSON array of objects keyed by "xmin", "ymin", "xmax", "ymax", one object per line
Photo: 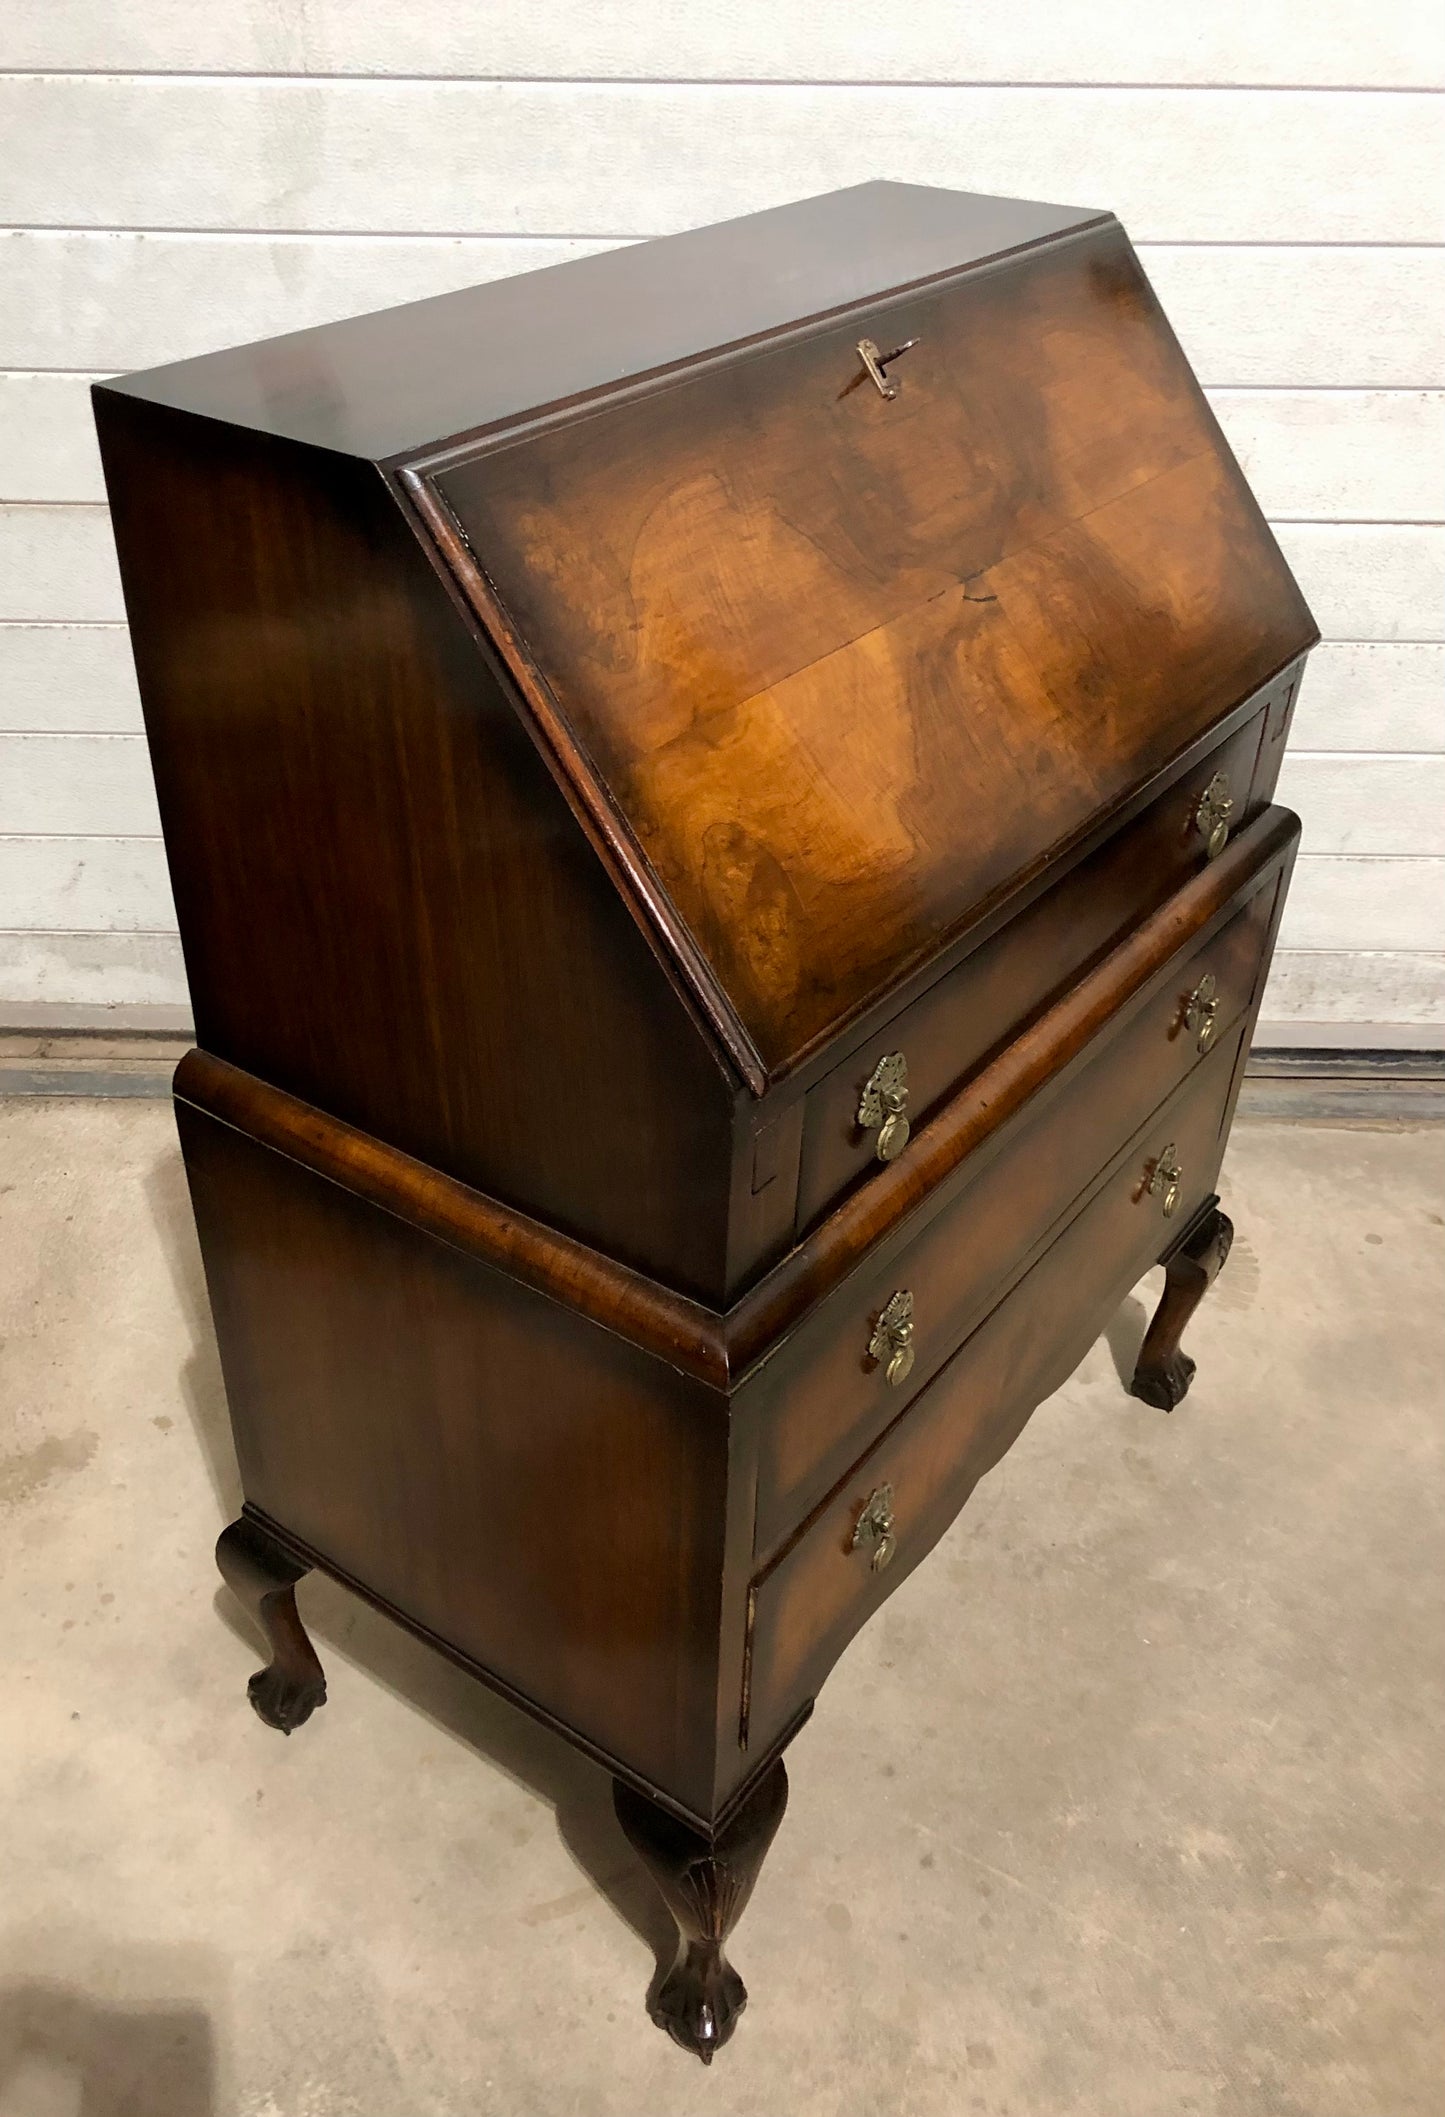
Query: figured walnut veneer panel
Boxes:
[{"xmin": 437, "ymin": 226, "xmax": 1314, "ymax": 1076}]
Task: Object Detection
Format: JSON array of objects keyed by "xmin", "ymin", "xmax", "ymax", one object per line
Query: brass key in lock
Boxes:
[
  {"xmin": 856, "ymin": 336, "xmax": 918, "ymax": 400},
  {"xmin": 857, "ymin": 1051, "xmax": 910, "ymax": 1162},
  {"xmin": 868, "ymin": 1289, "xmax": 916, "ymax": 1386}
]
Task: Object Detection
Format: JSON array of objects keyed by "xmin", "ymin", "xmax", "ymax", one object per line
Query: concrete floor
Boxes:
[{"xmin": 0, "ymin": 1102, "xmax": 1441, "ymax": 2117}]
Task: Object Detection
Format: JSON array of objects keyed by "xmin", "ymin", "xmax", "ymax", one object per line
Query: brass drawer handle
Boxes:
[
  {"xmin": 1145, "ymin": 1143, "xmax": 1184, "ymax": 1219},
  {"xmin": 1181, "ymin": 972, "xmax": 1219, "ymax": 1053},
  {"xmin": 852, "ymin": 1483, "xmax": 897, "ymax": 1571},
  {"xmin": 858, "ymin": 1051, "xmax": 910, "ymax": 1162},
  {"xmin": 868, "ymin": 1289, "xmax": 916, "ymax": 1387},
  {"xmin": 1193, "ymin": 772, "xmax": 1234, "ymax": 859}
]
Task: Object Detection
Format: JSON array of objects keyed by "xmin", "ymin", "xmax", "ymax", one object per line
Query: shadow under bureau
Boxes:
[{"xmin": 94, "ymin": 180, "xmax": 1316, "ymax": 2062}]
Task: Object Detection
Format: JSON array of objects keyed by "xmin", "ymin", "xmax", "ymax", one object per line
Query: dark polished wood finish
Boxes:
[
  {"xmin": 1131, "ymin": 1199, "xmax": 1236, "ymax": 1410},
  {"xmin": 793, "ymin": 698, "xmax": 1283, "ymax": 1230},
  {"xmin": 214, "ymin": 1516, "xmax": 327, "ymax": 1734},
  {"xmin": 428, "ymin": 227, "xmax": 1311, "ymax": 1081},
  {"xmin": 746, "ymin": 852, "xmax": 1287, "ymax": 1553},
  {"xmin": 99, "ymin": 183, "xmax": 1313, "ymax": 2056},
  {"xmin": 613, "ymin": 1758, "xmax": 789, "ymax": 2064},
  {"xmin": 172, "ymin": 801, "xmax": 1297, "ymax": 1401}
]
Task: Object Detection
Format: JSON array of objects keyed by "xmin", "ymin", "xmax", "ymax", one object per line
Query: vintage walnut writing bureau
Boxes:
[{"xmin": 95, "ymin": 182, "xmax": 1315, "ymax": 2060}]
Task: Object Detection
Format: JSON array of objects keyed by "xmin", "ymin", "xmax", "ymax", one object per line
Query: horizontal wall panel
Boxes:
[
  {"xmin": 1, "ymin": 80, "xmax": 1439, "ymax": 243},
  {"xmin": 0, "ymin": 928, "xmax": 188, "ymax": 1009},
  {"xmin": 0, "ymin": 734, "xmax": 160, "ymax": 835},
  {"xmin": 5, "ymin": 232, "xmax": 1440, "ymax": 390},
  {"xmin": 1280, "ymin": 858, "xmax": 1445, "ymax": 951},
  {"xmin": 6, "ymin": 1, "xmax": 1441, "ymax": 87},
  {"xmin": 1143, "ymin": 247, "xmax": 1445, "ymax": 391},
  {"xmin": 1208, "ymin": 392, "xmax": 1445, "ymax": 523},
  {"xmin": 0, "ymin": 229, "xmax": 621, "ymax": 373},
  {"xmin": 1275, "ymin": 756, "xmax": 1445, "ymax": 856},
  {"xmin": 1260, "ymin": 950, "xmax": 1445, "ymax": 1025},
  {"xmin": 0, "ymin": 506, "xmax": 124, "ymax": 622},
  {"xmin": 1292, "ymin": 645, "xmax": 1444, "ymax": 753},
  {"xmin": 0, "ymin": 835, "xmax": 174, "ymax": 931},
  {"xmin": 1271, "ymin": 526, "xmax": 1445, "ymax": 643},
  {"xmin": 0, "ymin": 624, "xmax": 140, "ymax": 733},
  {"xmin": 13, "ymin": 367, "xmax": 1441, "ymax": 518},
  {"xmin": 0, "ymin": 373, "xmax": 108, "ymax": 503}
]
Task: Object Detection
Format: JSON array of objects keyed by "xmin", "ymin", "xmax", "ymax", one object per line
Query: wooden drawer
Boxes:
[
  {"xmin": 741, "ymin": 1029, "xmax": 1244, "ymax": 1753},
  {"xmin": 795, "ymin": 702, "xmax": 1271, "ymax": 1231},
  {"xmin": 750, "ymin": 830, "xmax": 1289, "ymax": 1556}
]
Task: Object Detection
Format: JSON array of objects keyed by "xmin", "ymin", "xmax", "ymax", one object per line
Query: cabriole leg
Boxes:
[
  {"xmin": 215, "ymin": 1516, "xmax": 327, "ymax": 1733},
  {"xmin": 612, "ymin": 1756, "xmax": 788, "ymax": 2064},
  {"xmin": 1130, "ymin": 1197, "xmax": 1235, "ymax": 1411}
]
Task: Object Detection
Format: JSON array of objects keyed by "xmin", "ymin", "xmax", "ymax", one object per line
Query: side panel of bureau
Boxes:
[
  {"xmin": 95, "ymin": 389, "xmax": 740, "ymax": 1304},
  {"xmin": 177, "ymin": 1099, "xmax": 732, "ymax": 1820}
]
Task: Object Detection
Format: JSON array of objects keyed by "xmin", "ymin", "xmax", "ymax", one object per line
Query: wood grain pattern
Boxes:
[
  {"xmin": 436, "ymin": 223, "xmax": 1314, "ymax": 1075},
  {"xmin": 793, "ymin": 707, "xmax": 1273, "ymax": 1229},
  {"xmin": 180, "ymin": 1096, "xmax": 733, "ymax": 1819},
  {"xmin": 613, "ymin": 1759, "xmax": 789, "ymax": 2063},
  {"xmin": 174, "ymin": 807, "xmax": 1300, "ymax": 1394},
  {"xmin": 751, "ymin": 869, "xmax": 1284, "ymax": 1553},
  {"xmin": 175, "ymin": 1048, "xmax": 730, "ymax": 1388},
  {"xmin": 12, "ymin": 510, "xmax": 1423, "ymax": 640},
  {"xmin": 94, "ymin": 391, "xmax": 743, "ymax": 1301},
  {"xmin": 95, "ymin": 185, "xmax": 1320, "ymax": 2010},
  {"xmin": 742, "ymin": 1029, "xmax": 1248, "ymax": 1753},
  {"xmin": 724, "ymin": 806, "xmax": 1300, "ymax": 1368}
]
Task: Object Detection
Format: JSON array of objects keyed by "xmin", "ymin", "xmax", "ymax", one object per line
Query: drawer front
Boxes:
[
  {"xmin": 752, "ymin": 844, "xmax": 1285, "ymax": 1556},
  {"xmin": 742, "ymin": 1031, "xmax": 1243, "ymax": 1752},
  {"xmin": 795, "ymin": 702, "xmax": 1269, "ymax": 1231}
]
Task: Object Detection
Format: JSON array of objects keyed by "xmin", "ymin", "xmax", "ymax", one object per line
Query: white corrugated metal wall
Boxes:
[{"xmin": 1, "ymin": 3, "xmax": 1441, "ymax": 1037}]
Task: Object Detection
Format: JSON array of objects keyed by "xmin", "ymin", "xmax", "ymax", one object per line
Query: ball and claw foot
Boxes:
[
  {"xmin": 1131, "ymin": 1347, "xmax": 1197, "ymax": 1412},
  {"xmin": 651, "ymin": 1941, "xmax": 747, "ymax": 2062},
  {"xmin": 246, "ymin": 1657, "xmax": 327, "ymax": 1735},
  {"xmin": 215, "ymin": 1517, "xmax": 327, "ymax": 1735},
  {"xmin": 613, "ymin": 1756, "xmax": 789, "ymax": 2063},
  {"xmin": 1130, "ymin": 1200, "xmax": 1234, "ymax": 1412}
]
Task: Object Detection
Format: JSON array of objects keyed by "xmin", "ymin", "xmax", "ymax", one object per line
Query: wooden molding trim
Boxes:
[
  {"xmin": 174, "ymin": 1048, "xmax": 732, "ymax": 1389},
  {"xmin": 724, "ymin": 805, "xmax": 1298, "ymax": 1370},
  {"xmin": 175, "ymin": 805, "xmax": 1298, "ymax": 1391},
  {"xmin": 397, "ymin": 463, "xmax": 769, "ymax": 1097}
]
